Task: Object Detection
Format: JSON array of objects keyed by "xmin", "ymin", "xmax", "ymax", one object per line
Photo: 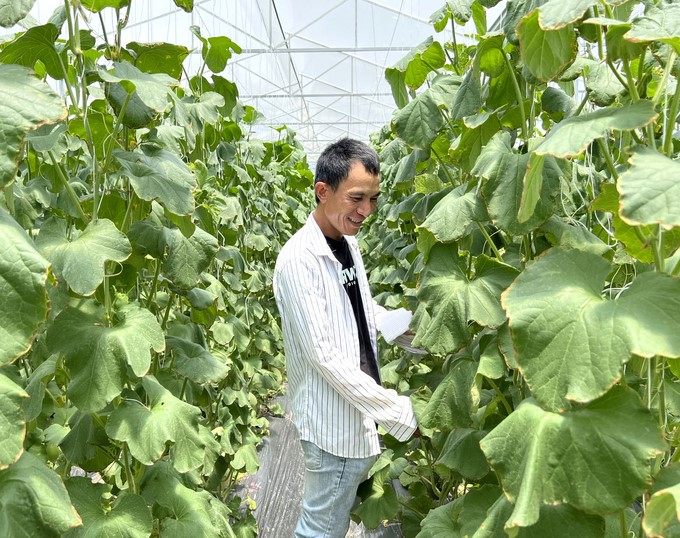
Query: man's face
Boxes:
[{"xmin": 314, "ymin": 162, "xmax": 380, "ymax": 240}]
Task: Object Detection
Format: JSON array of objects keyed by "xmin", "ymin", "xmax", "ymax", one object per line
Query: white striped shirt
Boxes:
[{"xmin": 273, "ymin": 213, "xmax": 417, "ymax": 458}]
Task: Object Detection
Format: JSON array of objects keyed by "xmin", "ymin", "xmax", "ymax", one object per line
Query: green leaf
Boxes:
[
  {"xmin": 592, "ymin": 183, "xmax": 679, "ymax": 263},
  {"xmin": 518, "ymin": 152, "xmax": 547, "ymax": 223},
  {"xmin": 436, "ymin": 428, "xmax": 489, "ymax": 480},
  {"xmin": 538, "ymin": 0, "xmax": 596, "ymax": 30},
  {"xmin": 517, "ymin": 10, "xmax": 578, "ymax": 82},
  {"xmin": 99, "ymin": 62, "xmax": 174, "ymax": 113},
  {"xmin": 417, "ymin": 359, "xmax": 478, "ymax": 430},
  {"xmin": 48, "ymin": 302, "xmax": 165, "ymax": 412},
  {"xmin": 618, "ymin": 149, "xmax": 680, "ymax": 229},
  {"xmin": 391, "ymin": 88, "xmax": 444, "ymax": 150},
  {"xmin": 173, "ymin": 0, "xmax": 193, "ymax": 12},
  {"xmin": 353, "ymin": 476, "xmax": 399, "ymax": 529},
  {"xmin": 420, "ymin": 184, "xmax": 489, "ymax": 242},
  {"xmin": 480, "ymin": 387, "xmax": 665, "ymax": 529},
  {"xmin": 479, "ymin": 133, "xmax": 562, "ymax": 235},
  {"xmin": 625, "ymin": 4, "xmax": 680, "ymax": 54},
  {"xmin": 503, "ymin": 248, "xmax": 680, "ymax": 411},
  {"xmin": 107, "ymin": 376, "xmax": 206, "ymax": 473},
  {"xmin": 387, "ymin": 37, "xmax": 446, "ymax": 93},
  {"xmin": 190, "ymin": 26, "xmax": 242, "ymax": 73},
  {"xmin": 64, "ymin": 478, "xmax": 152, "ymax": 538},
  {"xmin": 0, "ymin": 375, "xmax": 28, "ymax": 469},
  {"xmin": 80, "ymin": 0, "xmax": 130, "ymax": 12},
  {"xmin": 451, "ymin": 69, "xmax": 482, "ymax": 120},
  {"xmin": 231, "ymin": 442, "xmax": 259, "ymax": 474},
  {"xmin": 644, "ymin": 463, "xmax": 680, "ymax": 537},
  {"xmin": 141, "ymin": 462, "xmax": 219, "ymax": 536},
  {"xmin": 585, "ymin": 60, "xmax": 626, "ymax": 106},
  {"xmin": 166, "ymin": 336, "xmax": 229, "ymax": 384},
  {"xmin": 535, "ymin": 100, "xmax": 657, "ymax": 158},
  {"xmin": 0, "ymin": 24, "xmax": 64, "ymax": 79},
  {"xmin": 476, "ymin": 490, "xmax": 606, "ymax": 537},
  {"xmin": 0, "ymin": 207, "xmax": 50, "ymax": 365},
  {"xmin": 36, "ymin": 218, "xmax": 131, "ymax": 296},
  {"xmin": 0, "ymin": 452, "xmax": 82, "ymax": 536},
  {"xmin": 129, "ymin": 220, "xmax": 219, "ymax": 288},
  {"xmin": 541, "ymin": 86, "xmax": 575, "ymax": 119},
  {"xmin": 473, "ymin": 34, "xmax": 505, "ymax": 77},
  {"xmin": 60, "ymin": 411, "xmax": 112, "ymax": 466},
  {"xmin": 0, "ymin": 64, "xmax": 66, "ymax": 186},
  {"xmin": 539, "ymin": 215, "xmax": 610, "ymax": 255},
  {"xmin": 504, "ymin": 0, "xmax": 544, "ymax": 45},
  {"xmin": 0, "ymin": 0, "xmax": 37, "ymax": 27},
  {"xmin": 114, "ymin": 146, "xmax": 196, "ymax": 215},
  {"xmin": 414, "ymin": 244, "xmax": 518, "ymax": 354},
  {"xmin": 415, "ymin": 496, "xmax": 463, "ymax": 538}
]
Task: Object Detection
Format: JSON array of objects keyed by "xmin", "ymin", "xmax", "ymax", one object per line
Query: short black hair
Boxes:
[{"xmin": 314, "ymin": 138, "xmax": 380, "ymax": 202}]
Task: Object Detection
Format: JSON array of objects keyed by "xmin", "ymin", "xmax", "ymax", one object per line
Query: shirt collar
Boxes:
[{"xmin": 304, "ymin": 212, "xmax": 360, "ymax": 258}]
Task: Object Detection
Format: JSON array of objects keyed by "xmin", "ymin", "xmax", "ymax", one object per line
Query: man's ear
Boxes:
[{"xmin": 315, "ymin": 182, "xmax": 330, "ymax": 203}]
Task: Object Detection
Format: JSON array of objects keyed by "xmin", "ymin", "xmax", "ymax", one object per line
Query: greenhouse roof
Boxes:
[{"xmin": 14, "ymin": 0, "xmax": 501, "ymax": 163}]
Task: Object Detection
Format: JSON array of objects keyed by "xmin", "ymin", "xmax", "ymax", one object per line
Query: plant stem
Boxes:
[
  {"xmin": 122, "ymin": 443, "xmax": 137, "ymax": 494},
  {"xmin": 48, "ymin": 151, "xmax": 89, "ymax": 223},
  {"xmin": 146, "ymin": 259, "xmax": 162, "ymax": 310},
  {"xmin": 476, "ymin": 222, "xmax": 503, "ymax": 261},
  {"xmin": 449, "ymin": 19, "xmax": 461, "ymax": 75},
  {"xmin": 653, "ymin": 50, "xmax": 677, "ymax": 108},
  {"xmin": 179, "ymin": 377, "xmax": 189, "ymax": 400},
  {"xmin": 596, "ymin": 138, "xmax": 619, "ymax": 180},
  {"xmin": 432, "ymin": 147, "xmax": 456, "ymax": 185},
  {"xmin": 619, "ymin": 510, "xmax": 627, "ymax": 538},
  {"xmin": 664, "ymin": 80, "xmax": 680, "ymax": 157},
  {"xmin": 487, "ymin": 377, "xmax": 513, "ymax": 415},
  {"xmin": 504, "ymin": 52, "xmax": 528, "ymax": 140}
]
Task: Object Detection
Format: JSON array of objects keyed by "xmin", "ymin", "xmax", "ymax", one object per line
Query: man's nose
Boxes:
[{"xmin": 356, "ymin": 199, "xmax": 372, "ymax": 217}]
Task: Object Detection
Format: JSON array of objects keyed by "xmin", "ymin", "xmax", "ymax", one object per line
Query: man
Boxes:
[{"xmin": 273, "ymin": 138, "xmax": 419, "ymax": 538}]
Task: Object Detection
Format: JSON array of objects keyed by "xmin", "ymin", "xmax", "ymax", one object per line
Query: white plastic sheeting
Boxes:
[{"xmin": 9, "ymin": 0, "xmax": 502, "ymax": 163}]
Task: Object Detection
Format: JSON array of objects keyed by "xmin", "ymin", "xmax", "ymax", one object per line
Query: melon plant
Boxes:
[
  {"xmin": 0, "ymin": 1, "xmax": 313, "ymax": 536},
  {"xmin": 357, "ymin": 1, "xmax": 680, "ymax": 537}
]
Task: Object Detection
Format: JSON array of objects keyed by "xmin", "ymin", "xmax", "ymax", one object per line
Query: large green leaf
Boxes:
[
  {"xmin": 592, "ymin": 183, "xmax": 680, "ymax": 263},
  {"xmin": 0, "ymin": 0, "xmax": 36, "ymax": 27},
  {"xmin": 0, "ymin": 375, "xmax": 28, "ymax": 469},
  {"xmin": 618, "ymin": 149, "xmax": 680, "ymax": 229},
  {"xmin": 386, "ymin": 37, "xmax": 446, "ymax": 94},
  {"xmin": 0, "ymin": 452, "xmax": 82, "ymax": 536},
  {"xmin": 99, "ymin": 62, "xmax": 174, "ymax": 113},
  {"xmin": 140, "ymin": 462, "xmax": 219, "ymax": 536},
  {"xmin": 391, "ymin": 89, "xmax": 444, "ymax": 150},
  {"xmin": 413, "ymin": 243, "xmax": 519, "ymax": 354},
  {"xmin": 129, "ymin": 219, "xmax": 219, "ymax": 288},
  {"xmin": 36, "ymin": 218, "xmax": 131, "ymax": 296},
  {"xmin": 517, "ymin": 10, "xmax": 577, "ymax": 81},
  {"xmin": 190, "ymin": 26, "xmax": 242, "ymax": 74},
  {"xmin": 114, "ymin": 146, "xmax": 196, "ymax": 215},
  {"xmin": 436, "ymin": 428, "xmax": 489, "ymax": 480},
  {"xmin": 416, "ymin": 359, "xmax": 478, "ymax": 430},
  {"xmin": 450, "ymin": 69, "xmax": 482, "ymax": 120},
  {"xmin": 420, "ymin": 184, "xmax": 489, "ymax": 242},
  {"xmin": 64, "ymin": 478, "xmax": 152, "ymax": 538},
  {"xmin": 165, "ymin": 336, "xmax": 229, "ymax": 384},
  {"xmin": 48, "ymin": 302, "xmax": 165, "ymax": 412},
  {"xmin": 106, "ymin": 376, "xmax": 206, "ymax": 473},
  {"xmin": 480, "ymin": 387, "xmax": 665, "ymax": 529},
  {"xmin": 625, "ymin": 3, "xmax": 680, "ymax": 54},
  {"xmin": 0, "ymin": 64, "xmax": 66, "ymax": 186},
  {"xmin": 0, "ymin": 23, "xmax": 64, "ymax": 79},
  {"xmin": 477, "ymin": 133, "xmax": 562, "ymax": 235},
  {"xmin": 535, "ymin": 100, "xmax": 657, "ymax": 158},
  {"xmin": 502, "ymin": 248, "xmax": 680, "ymax": 411},
  {"xmin": 644, "ymin": 463, "xmax": 680, "ymax": 538},
  {"xmin": 0, "ymin": 207, "xmax": 50, "ymax": 365},
  {"xmin": 475, "ymin": 489, "xmax": 606, "ymax": 537},
  {"xmin": 585, "ymin": 60, "xmax": 626, "ymax": 106},
  {"xmin": 538, "ymin": 0, "xmax": 596, "ymax": 29},
  {"xmin": 127, "ymin": 42, "xmax": 189, "ymax": 79},
  {"xmin": 80, "ymin": 0, "xmax": 130, "ymax": 12}
]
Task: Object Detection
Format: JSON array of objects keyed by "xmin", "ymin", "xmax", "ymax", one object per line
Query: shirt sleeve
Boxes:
[{"xmin": 275, "ymin": 256, "xmax": 418, "ymax": 441}]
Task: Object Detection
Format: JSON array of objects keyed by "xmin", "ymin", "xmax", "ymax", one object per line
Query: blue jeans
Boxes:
[{"xmin": 294, "ymin": 441, "xmax": 378, "ymax": 538}]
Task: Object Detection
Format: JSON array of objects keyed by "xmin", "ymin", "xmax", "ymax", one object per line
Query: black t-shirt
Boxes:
[{"xmin": 325, "ymin": 236, "xmax": 381, "ymax": 386}]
